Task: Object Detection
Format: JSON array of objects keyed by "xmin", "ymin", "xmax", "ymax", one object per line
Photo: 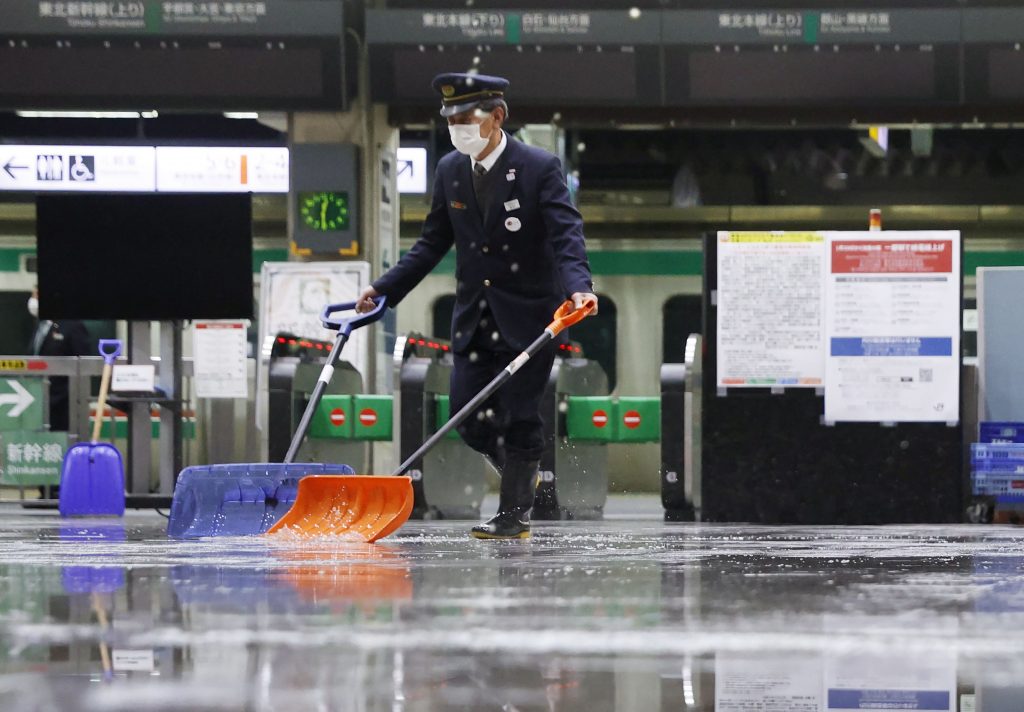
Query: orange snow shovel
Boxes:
[{"xmin": 266, "ymin": 297, "xmax": 596, "ymax": 541}]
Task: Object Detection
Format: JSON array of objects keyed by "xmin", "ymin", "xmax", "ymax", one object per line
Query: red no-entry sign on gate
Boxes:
[
  {"xmin": 622, "ymin": 410, "xmax": 641, "ymax": 429},
  {"xmin": 359, "ymin": 409, "xmax": 378, "ymax": 427},
  {"xmin": 592, "ymin": 409, "xmax": 608, "ymax": 428},
  {"xmin": 329, "ymin": 408, "xmax": 346, "ymax": 427}
]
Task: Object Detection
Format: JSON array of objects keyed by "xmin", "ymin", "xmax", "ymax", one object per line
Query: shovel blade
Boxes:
[{"xmin": 265, "ymin": 475, "xmax": 413, "ymax": 542}]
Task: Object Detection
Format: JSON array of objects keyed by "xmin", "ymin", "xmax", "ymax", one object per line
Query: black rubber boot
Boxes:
[{"xmin": 471, "ymin": 459, "xmax": 538, "ymax": 540}]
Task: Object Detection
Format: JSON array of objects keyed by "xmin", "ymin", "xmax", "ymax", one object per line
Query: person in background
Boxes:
[
  {"xmin": 28, "ymin": 288, "xmax": 91, "ymax": 432},
  {"xmin": 356, "ymin": 72, "xmax": 597, "ymax": 539}
]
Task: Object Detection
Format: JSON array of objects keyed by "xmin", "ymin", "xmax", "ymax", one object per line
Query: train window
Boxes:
[
  {"xmin": 662, "ymin": 295, "xmax": 702, "ymax": 364},
  {"xmin": 567, "ymin": 294, "xmax": 617, "ymax": 391},
  {"xmin": 431, "ymin": 294, "xmax": 456, "ymax": 340}
]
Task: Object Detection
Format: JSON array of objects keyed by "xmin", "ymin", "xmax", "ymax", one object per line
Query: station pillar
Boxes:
[{"xmin": 288, "ymin": 104, "xmax": 400, "ymax": 471}]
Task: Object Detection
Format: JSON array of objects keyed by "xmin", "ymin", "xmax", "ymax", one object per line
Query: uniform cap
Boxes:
[{"xmin": 432, "ymin": 72, "xmax": 509, "ymax": 117}]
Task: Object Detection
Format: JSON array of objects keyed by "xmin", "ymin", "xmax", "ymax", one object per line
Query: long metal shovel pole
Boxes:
[
  {"xmin": 392, "ymin": 297, "xmax": 596, "ymax": 477},
  {"xmin": 282, "ymin": 296, "xmax": 388, "ymax": 465},
  {"xmin": 392, "ymin": 329, "xmax": 551, "ymax": 476},
  {"xmin": 284, "ymin": 328, "xmax": 351, "ymax": 464}
]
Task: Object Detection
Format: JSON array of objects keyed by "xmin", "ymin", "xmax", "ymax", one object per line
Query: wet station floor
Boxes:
[{"xmin": 2, "ymin": 496, "xmax": 1024, "ymax": 711}]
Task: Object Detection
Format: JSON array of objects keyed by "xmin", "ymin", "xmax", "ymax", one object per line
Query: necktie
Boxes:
[
  {"xmin": 472, "ymin": 162, "xmax": 486, "ymax": 198},
  {"xmin": 472, "ymin": 162, "xmax": 488, "ymax": 218}
]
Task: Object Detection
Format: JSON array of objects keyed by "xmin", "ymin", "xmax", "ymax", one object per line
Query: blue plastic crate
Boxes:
[
  {"xmin": 971, "ymin": 442, "xmax": 1024, "ymax": 464},
  {"xmin": 980, "ymin": 422, "xmax": 1024, "ymax": 444},
  {"xmin": 972, "ymin": 471, "xmax": 1024, "ymax": 497}
]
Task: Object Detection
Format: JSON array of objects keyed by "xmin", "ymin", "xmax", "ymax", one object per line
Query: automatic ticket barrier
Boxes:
[
  {"xmin": 659, "ymin": 334, "xmax": 701, "ymax": 522},
  {"xmin": 267, "ymin": 334, "xmax": 368, "ymax": 471},
  {"xmin": 534, "ymin": 351, "xmax": 614, "ymax": 520},
  {"xmin": 397, "ymin": 333, "xmax": 487, "ymax": 519}
]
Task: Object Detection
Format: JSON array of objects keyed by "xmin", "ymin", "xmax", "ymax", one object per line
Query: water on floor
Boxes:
[{"xmin": 1, "ymin": 497, "xmax": 1023, "ymax": 711}]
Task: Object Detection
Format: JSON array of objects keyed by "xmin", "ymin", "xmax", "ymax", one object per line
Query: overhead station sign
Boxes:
[
  {"xmin": 10, "ymin": 1, "xmax": 338, "ymax": 36},
  {"xmin": 0, "ymin": 145, "xmax": 156, "ymax": 192},
  {"xmin": 0, "ymin": 144, "xmax": 288, "ymax": 193},
  {"xmin": 155, "ymin": 147, "xmax": 288, "ymax": 193},
  {"xmin": 396, "ymin": 147, "xmax": 427, "ymax": 194}
]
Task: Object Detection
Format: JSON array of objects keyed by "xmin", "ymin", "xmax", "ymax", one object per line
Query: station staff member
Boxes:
[{"xmin": 357, "ymin": 72, "xmax": 597, "ymax": 539}]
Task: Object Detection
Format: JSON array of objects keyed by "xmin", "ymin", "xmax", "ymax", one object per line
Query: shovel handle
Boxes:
[
  {"xmin": 92, "ymin": 362, "xmax": 113, "ymax": 444},
  {"xmin": 320, "ymin": 296, "xmax": 387, "ymax": 335},
  {"xmin": 98, "ymin": 339, "xmax": 122, "ymax": 366},
  {"xmin": 546, "ymin": 298, "xmax": 597, "ymax": 336}
]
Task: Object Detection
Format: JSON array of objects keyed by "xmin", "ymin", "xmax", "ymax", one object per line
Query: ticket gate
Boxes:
[
  {"xmin": 267, "ymin": 338, "xmax": 367, "ymax": 471},
  {"xmin": 534, "ymin": 356, "xmax": 611, "ymax": 521},
  {"xmin": 660, "ymin": 334, "xmax": 701, "ymax": 522},
  {"xmin": 396, "ymin": 333, "xmax": 487, "ymax": 519}
]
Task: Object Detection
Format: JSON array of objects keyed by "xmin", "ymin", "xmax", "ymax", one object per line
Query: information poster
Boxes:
[
  {"xmin": 716, "ymin": 231, "xmax": 826, "ymax": 388},
  {"xmin": 824, "ymin": 652, "xmax": 955, "ymax": 711},
  {"xmin": 193, "ymin": 321, "xmax": 249, "ymax": 399},
  {"xmin": 824, "ymin": 231, "xmax": 960, "ymax": 423},
  {"xmin": 255, "ymin": 262, "xmax": 370, "ymax": 435},
  {"xmin": 715, "ymin": 654, "xmax": 822, "ymax": 711}
]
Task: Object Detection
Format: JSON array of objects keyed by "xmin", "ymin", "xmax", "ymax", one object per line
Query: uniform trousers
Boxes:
[{"xmin": 450, "ymin": 310, "xmax": 556, "ymax": 464}]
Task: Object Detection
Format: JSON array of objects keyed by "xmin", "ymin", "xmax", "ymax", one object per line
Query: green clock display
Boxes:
[{"xmin": 299, "ymin": 191, "xmax": 350, "ymax": 232}]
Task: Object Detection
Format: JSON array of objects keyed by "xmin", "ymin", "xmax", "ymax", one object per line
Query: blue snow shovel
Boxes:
[{"xmin": 59, "ymin": 339, "xmax": 125, "ymax": 517}]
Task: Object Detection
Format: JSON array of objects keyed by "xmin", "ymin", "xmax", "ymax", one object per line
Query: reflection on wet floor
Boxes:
[{"xmin": 2, "ymin": 500, "xmax": 1024, "ymax": 710}]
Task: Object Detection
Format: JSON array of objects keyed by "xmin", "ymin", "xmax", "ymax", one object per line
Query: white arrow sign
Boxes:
[
  {"xmin": 0, "ymin": 379, "xmax": 35, "ymax": 417},
  {"xmin": 397, "ymin": 146, "xmax": 427, "ymax": 194}
]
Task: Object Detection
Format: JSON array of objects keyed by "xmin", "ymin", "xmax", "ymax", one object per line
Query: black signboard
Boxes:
[
  {"xmin": 0, "ymin": 1, "xmax": 345, "ymax": 111},
  {"xmin": 369, "ymin": 7, "xmax": 973, "ymax": 116},
  {"xmin": 367, "ymin": 9, "xmax": 661, "ymax": 108},
  {"xmin": 662, "ymin": 10, "xmax": 961, "ymax": 107},
  {"xmin": 963, "ymin": 9, "xmax": 1024, "ymax": 105}
]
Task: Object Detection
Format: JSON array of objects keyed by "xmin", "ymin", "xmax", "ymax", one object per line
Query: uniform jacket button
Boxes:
[
  {"xmin": 483, "ymin": 279, "xmax": 491, "ymax": 287},
  {"xmin": 482, "ymin": 246, "xmax": 489, "ymax": 253}
]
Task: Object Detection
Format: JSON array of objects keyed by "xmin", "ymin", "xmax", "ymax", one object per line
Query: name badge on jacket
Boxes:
[
  {"xmin": 450, "ymin": 200, "xmax": 467, "ymax": 210},
  {"xmin": 504, "ymin": 199, "xmax": 520, "ymax": 212}
]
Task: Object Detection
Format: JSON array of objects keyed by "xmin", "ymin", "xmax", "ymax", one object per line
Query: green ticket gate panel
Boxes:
[
  {"xmin": 309, "ymin": 395, "xmax": 353, "ymax": 439},
  {"xmin": 352, "ymin": 395, "xmax": 393, "ymax": 441},
  {"xmin": 616, "ymin": 397, "xmax": 661, "ymax": 442},
  {"xmin": 565, "ymin": 396, "xmax": 616, "ymax": 442},
  {"xmin": 434, "ymin": 395, "xmax": 461, "ymax": 440}
]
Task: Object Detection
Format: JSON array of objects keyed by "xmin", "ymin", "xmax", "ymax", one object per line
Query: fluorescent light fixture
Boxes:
[
  {"xmin": 16, "ymin": 110, "xmax": 158, "ymax": 119},
  {"xmin": 224, "ymin": 112, "xmax": 260, "ymax": 120}
]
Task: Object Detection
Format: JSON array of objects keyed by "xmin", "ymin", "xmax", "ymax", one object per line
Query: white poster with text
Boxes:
[
  {"xmin": 716, "ymin": 231, "xmax": 826, "ymax": 388},
  {"xmin": 824, "ymin": 231, "xmax": 960, "ymax": 423},
  {"xmin": 193, "ymin": 321, "xmax": 249, "ymax": 399}
]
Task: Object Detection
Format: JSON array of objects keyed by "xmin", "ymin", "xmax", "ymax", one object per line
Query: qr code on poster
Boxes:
[{"xmin": 919, "ymin": 368, "xmax": 933, "ymax": 382}]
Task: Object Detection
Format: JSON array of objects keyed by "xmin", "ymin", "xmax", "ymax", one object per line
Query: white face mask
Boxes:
[
  {"xmin": 448, "ymin": 120, "xmax": 492, "ymax": 157},
  {"xmin": 27, "ymin": 297, "xmax": 38, "ymax": 318}
]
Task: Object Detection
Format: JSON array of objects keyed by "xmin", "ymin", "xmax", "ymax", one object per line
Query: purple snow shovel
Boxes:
[{"xmin": 59, "ymin": 339, "xmax": 125, "ymax": 517}]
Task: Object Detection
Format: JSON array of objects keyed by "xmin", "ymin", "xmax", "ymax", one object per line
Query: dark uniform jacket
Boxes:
[{"xmin": 373, "ymin": 133, "xmax": 593, "ymax": 353}]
